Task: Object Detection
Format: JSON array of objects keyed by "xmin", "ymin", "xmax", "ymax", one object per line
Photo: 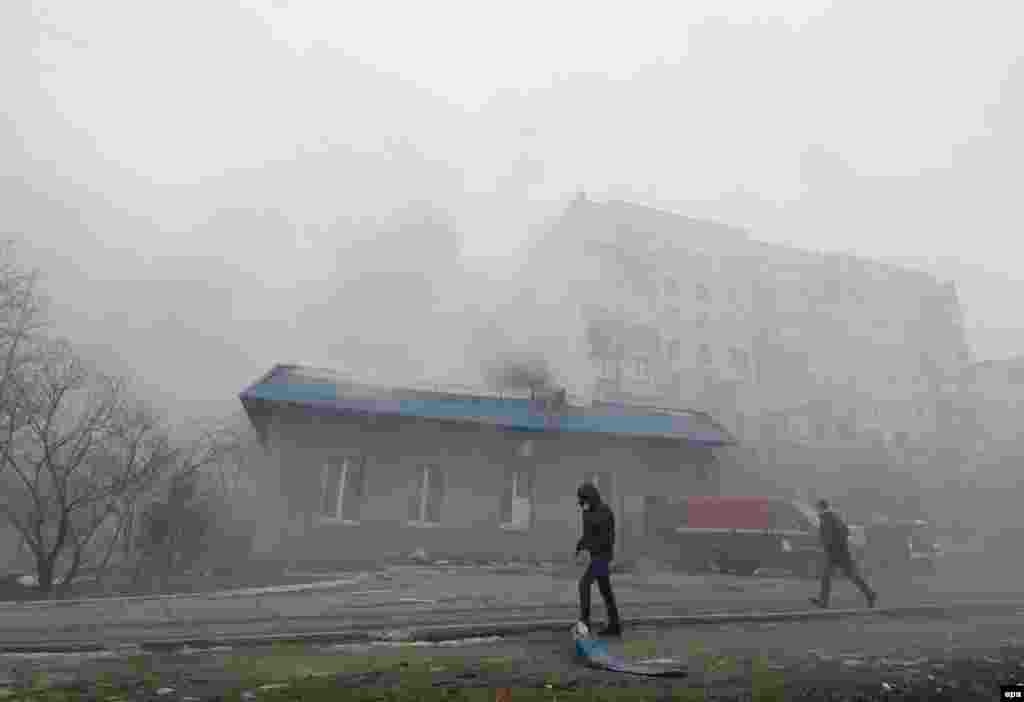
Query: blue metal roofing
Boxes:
[{"xmin": 240, "ymin": 364, "xmax": 736, "ymax": 447}]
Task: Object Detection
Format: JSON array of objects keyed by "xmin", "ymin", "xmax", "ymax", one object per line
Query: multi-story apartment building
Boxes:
[
  {"xmin": 952, "ymin": 356, "xmax": 1024, "ymax": 470},
  {"xmin": 915, "ymin": 355, "xmax": 1024, "ymax": 543},
  {"xmin": 519, "ymin": 194, "xmax": 973, "ymax": 507},
  {"xmin": 750, "ymin": 248, "xmax": 972, "ymax": 446},
  {"xmin": 523, "ymin": 193, "xmax": 762, "ymax": 433}
]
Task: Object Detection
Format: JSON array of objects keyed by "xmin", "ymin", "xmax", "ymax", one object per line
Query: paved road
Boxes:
[
  {"xmin": 5, "ymin": 608, "xmax": 1024, "ymax": 700},
  {"xmin": 2, "ymin": 552, "xmax": 1022, "ymax": 648}
]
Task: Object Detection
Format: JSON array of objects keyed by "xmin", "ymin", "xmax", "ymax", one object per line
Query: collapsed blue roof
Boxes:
[{"xmin": 240, "ymin": 364, "xmax": 736, "ymax": 447}]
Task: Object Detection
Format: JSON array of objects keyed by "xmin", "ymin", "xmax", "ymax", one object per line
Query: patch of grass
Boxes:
[
  {"xmin": 16, "ymin": 676, "xmax": 715, "ymax": 702},
  {"xmin": 125, "ymin": 654, "xmax": 150, "ymax": 676},
  {"xmin": 621, "ymin": 639, "xmax": 658, "ymax": 660},
  {"xmin": 254, "ymin": 683, "xmax": 685, "ymax": 701},
  {"xmin": 479, "ymin": 656, "xmax": 515, "ymax": 673},
  {"xmin": 223, "ymin": 646, "xmax": 494, "ymax": 687},
  {"xmin": 750, "ymin": 657, "xmax": 785, "ymax": 702}
]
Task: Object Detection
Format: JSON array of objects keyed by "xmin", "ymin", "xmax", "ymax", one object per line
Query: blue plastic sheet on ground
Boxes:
[{"xmin": 574, "ymin": 636, "xmax": 688, "ymax": 677}]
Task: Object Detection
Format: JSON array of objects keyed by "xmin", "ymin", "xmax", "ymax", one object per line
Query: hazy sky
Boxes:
[
  {"xmin": 12, "ymin": 0, "xmax": 1022, "ymax": 252},
  {"xmin": 3, "ymin": 0, "xmax": 1024, "ymax": 419}
]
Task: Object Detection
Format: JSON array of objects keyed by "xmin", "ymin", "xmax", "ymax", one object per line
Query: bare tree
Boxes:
[
  {"xmin": 0, "ymin": 339, "xmax": 178, "ymax": 597},
  {"xmin": 0, "ymin": 241, "xmax": 49, "ymax": 436},
  {"xmin": 130, "ymin": 412, "xmax": 257, "ymax": 590}
]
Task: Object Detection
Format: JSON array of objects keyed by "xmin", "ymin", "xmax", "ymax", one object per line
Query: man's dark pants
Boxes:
[
  {"xmin": 819, "ymin": 549, "xmax": 875, "ymax": 606},
  {"xmin": 579, "ymin": 558, "xmax": 620, "ymax": 626}
]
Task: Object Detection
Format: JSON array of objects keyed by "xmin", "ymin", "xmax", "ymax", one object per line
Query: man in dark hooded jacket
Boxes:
[
  {"xmin": 810, "ymin": 498, "xmax": 877, "ymax": 609},
  {"xmin": 575, "ymin": 482, "xmax": 622, "ymax": 637}
]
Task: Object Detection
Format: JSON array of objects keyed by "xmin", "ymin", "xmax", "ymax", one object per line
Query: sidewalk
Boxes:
[
  {"xmin": 0, "ymin": 566, "xmax": 948, "ymax": 636},
  {"xmin": 1, "ymin": 559, "xmax": 1020, "ymax": 646},
  {"xmin": 0, "ymin": 566, "xmax": 813, "ymax": 633}
]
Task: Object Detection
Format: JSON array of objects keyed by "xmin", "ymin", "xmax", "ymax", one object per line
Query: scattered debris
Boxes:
[
  {"xmin": 155, "ymin": 687, "xmax": 175, "ymax": 696},
  {"xmin": 880, "ymin": 657, "xmax": 928, "ymax": 668},
  {"xmin": 437, "ymin": 637, "xmax": 503, "ymax": 647}
]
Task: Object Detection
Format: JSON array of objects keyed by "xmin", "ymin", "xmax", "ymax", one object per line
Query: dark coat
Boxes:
[
  {"xmin": 819, "ymin": 508, "xmax": 851, "ymax": 561},
  {"xmin": 576, "ymin": 483, "xmax": 615, "ymax": 561}
]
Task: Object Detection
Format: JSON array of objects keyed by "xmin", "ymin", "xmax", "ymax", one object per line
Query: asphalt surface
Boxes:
[
  {"xmin": 4, "ymin": 553, "xmax": 1023, "ymax": 650},
  {"xmin": 4, "ymin": 609, "xmax": 1024, "ymax": 700}
]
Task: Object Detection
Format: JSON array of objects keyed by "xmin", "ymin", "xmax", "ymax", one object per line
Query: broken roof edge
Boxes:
[
  {"xmin": 245, "ymin": 364, "xmax": 723, "ymax": 415},
  {"xmin": 239, "ymin": 364, "xmax": 737, "ymax": 447},
  {"xmin": 252, "ymin": 363, "xmax": 595, "ymax": 405}
]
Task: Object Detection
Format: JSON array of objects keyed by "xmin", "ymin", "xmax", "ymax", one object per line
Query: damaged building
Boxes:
[{"xmin": 238, "ymin": 364, "xmax": 736, "ymax": 567}]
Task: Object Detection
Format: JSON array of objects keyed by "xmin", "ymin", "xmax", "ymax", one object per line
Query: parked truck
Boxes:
[{"xmin": 645, "ymin": 495, "xmax": 825, "ymax": 577}]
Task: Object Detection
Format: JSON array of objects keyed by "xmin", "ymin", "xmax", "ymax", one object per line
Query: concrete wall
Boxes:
[{"xmin": 258, "ymin": 405, "xmax": 717, "ymax": 566}]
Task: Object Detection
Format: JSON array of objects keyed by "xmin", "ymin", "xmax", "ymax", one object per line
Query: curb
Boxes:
[
  {"xmin": 2, "ymin": 600, "xmax": 1023, "ymax": 654},
  {"xmin": 0, "ymin": 575, "xmax": 373, "ymax": 609}
]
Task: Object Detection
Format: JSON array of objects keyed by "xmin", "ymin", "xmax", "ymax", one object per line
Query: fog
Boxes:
[{"xmin": 2, "ymin": 0, "xmax": 1023, "ymax": 436}]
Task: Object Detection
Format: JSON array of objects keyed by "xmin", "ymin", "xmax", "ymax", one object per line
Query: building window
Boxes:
[
  {"xmin": 586, "ymin": 321, "xmax": 618, "ymax": 359},
  {"xmin": 788, "ymin": 416, "xmax": 811, "ymax": 441},
  {"xmin": 633, "ymin": 357, "xmax": 650, "ymax": 380},
  {"xmin": 320, "ymin": 456, "xmax": 367, "ymax": 523},
  {"xmin": 728, "ymin": 347, "xmax": 750, "ymax": 377},
  {"xmin": 666, "ymin": 304, "xmax": 682, "ymax": 321},
  {"xmin": 408, "ymin": 464, "xmax": 445, "ymax": 526},
  {"xmin": 668, "ymin": 339, "xmax": 681, "ymax": 362},
  {"xmin": 698, "ymin": 344, "xmax": 712, "ymax": 366},
  {"xmin": 696, "ymin": 283, "xmax": 710, "ymax": 303},
  {"xmin": 696, "ymin": 312, "xmax": 709, "ymax": 329},
  {"xmin": 814, "ymin": 422, "xmax": 828, "ymax": 442},
  {"xmin": 598, "ymin": 358, "xmax": 618, "ymax": 381},
  {"xmin": 501, "ymin": 467, "xmax": 534, "ymax": 531},
  {"xmin": 664, "ymin": 278, "xmax": 680, "ymax": 296}
]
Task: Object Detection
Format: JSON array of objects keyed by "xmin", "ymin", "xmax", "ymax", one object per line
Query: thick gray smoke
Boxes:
[{"xmin": 482, "ymin": 352, "xmax": 555, "ymax": 394}]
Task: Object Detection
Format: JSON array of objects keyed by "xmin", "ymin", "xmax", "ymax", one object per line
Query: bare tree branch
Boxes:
[{"xmin": 0, "ymin": 333, "xmax": 178, "ymax": 596}]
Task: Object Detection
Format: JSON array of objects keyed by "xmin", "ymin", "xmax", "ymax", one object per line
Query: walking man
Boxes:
[
  {"xmin": 810, "ymin": 498, "xmax": 878, "ymax": 609},
  {"xmin": 575, "ymin": 482, "xmax": 622, "ymax": 637}
]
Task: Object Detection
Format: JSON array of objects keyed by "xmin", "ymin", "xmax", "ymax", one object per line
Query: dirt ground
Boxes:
[{"xmin": 4, "ymin": 611, "xmax": 1024, "ymax": 700}]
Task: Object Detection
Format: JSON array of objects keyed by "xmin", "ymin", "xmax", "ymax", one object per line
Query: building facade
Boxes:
[
  {"xmin": 239, "ymin": 364, "xmax": 735, "ymax": 567},
  {"xmin": 517, "ymin": 195, "xmax": 973, "ymax": 514}
]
